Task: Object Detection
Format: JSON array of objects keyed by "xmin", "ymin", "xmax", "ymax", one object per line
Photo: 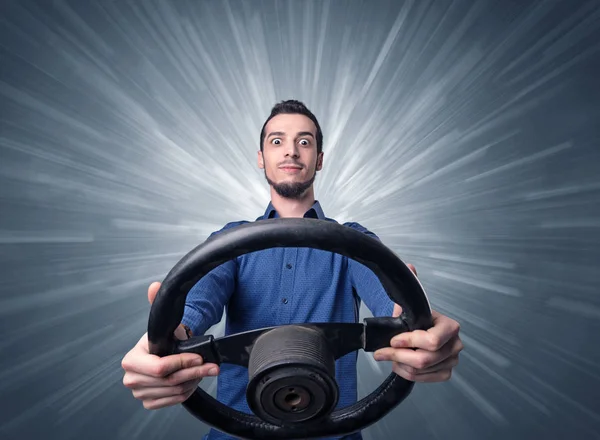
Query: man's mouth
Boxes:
[{"xmin": 279, "ymin": 164, "xmax": 303, "ymax": 171}]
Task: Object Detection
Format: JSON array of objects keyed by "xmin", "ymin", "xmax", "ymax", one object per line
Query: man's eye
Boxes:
[
  {"xmin": 272, "ymin": 138, "xmax": 281, "ymax": 145},
  {"xmin": 299, "ymin": 139, "xmax": 309, "ymax": 146}
]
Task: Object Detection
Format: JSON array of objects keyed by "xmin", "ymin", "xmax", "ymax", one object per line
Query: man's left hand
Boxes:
[{"xmin": 373, "ymin": 264, "xmax": 463, "ymax": 383}]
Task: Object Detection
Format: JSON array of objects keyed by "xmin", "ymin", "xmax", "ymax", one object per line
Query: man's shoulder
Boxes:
[
  {"xmin": 342, "ymin": 221, "xmax": 380, "ymax": 240},
  {"xmin": 207, "ymin": 220, "xmax": 252, "ymax": 238},
  {"xmin": 222, "ymin": 220, "xmax": 252, "ymax": 230}
]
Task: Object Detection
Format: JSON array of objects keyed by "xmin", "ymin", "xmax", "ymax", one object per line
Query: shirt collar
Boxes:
[{"xmin": 264, "ymin": 200, "xmax": 325, "ymax": 220}]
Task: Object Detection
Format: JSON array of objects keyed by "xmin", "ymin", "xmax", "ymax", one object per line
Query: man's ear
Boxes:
[
  {"xmin": 316, "ymin": 152, "xmax": 324, "ymax": 171},
  {"xmin": 257, "ymin": 150, "xmax": 264, "ymax": 169}
]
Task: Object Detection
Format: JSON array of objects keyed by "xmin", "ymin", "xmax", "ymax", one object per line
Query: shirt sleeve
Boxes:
[
  {"xmin": 179, "ymin": 222, "xmax": 244, "ymax": 336},
  {"xmin": 345, "ymin": 222, "xmax": 395, "ymax": 317}
]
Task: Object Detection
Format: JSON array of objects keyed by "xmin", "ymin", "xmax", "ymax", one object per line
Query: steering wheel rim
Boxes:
[{"xmin": 148, "ymin": 218, "xmax": 433, "ymax": 439}]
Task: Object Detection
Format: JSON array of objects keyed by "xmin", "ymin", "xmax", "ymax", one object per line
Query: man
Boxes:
[{"xmin": 121, "ymin": 100, "xmax": 463, "ymax": 439}]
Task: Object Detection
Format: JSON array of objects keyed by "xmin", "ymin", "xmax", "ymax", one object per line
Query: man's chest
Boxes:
[{"xmin": 225, "ymin": 248, "xmax": 358, "ymax": 327}]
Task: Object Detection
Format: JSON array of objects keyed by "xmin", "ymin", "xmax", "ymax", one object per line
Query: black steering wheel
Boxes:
[{"xmin": 147, "ymin": 218, "xmax": 433, "ymax": 440}]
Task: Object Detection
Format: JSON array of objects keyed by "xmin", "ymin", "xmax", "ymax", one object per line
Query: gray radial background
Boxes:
[{"xmin": 1, "ymin": 1, "xmax": 599, "ymax": 439}]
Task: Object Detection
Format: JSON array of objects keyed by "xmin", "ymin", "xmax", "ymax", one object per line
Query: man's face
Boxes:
[{"xmin": 258, "ymin": 113, "xmax": 323, "ymax": 199}]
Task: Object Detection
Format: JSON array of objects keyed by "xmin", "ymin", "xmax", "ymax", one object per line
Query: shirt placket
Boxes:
[{"xmin": 280, "ymin": 247, "xmax": 298, "ymax": 324}]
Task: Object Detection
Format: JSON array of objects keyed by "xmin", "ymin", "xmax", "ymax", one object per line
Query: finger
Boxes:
[
  {"xmin": 148, "ymin": 282, "xmax": 161, "ymax": 304},
  {"xmin": 374, "ymin": 346, "xmax": 448, "ymax": 370},
  {"xmin": 394, "ymin": 354, "xmax": 459, "ymax": 378},
  {"xmin": 143, "ymin": 389, "xmax": 197, "ymax": 410},
  {"xmin": 392, "ymin": 362, "xmax": 453, "ymax": 383},
  {"xmin": 122, "ymin": 349, "xmax": 206, "ymax": 377},
  {"xmin": 406, "ymin": 263, "xmax": 417, "ymax": 277},
  {"xmin": 132, "ymin": 378, "xmax": 201, "ymax": 400},
  {"xmin": 376, "ymin": 334, "xmax": 462, "ymax": 369},
  {"xmin": 123, "ymin": 363, "xmax": 219, "ymax": 389},
  {"xmin": 391, "ymin": 311, "xmax": 460, "ymax": 351}
]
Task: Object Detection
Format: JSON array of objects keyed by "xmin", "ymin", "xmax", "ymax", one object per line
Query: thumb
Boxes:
[
  {"xmin": 407, "ymin": 263, "xmax": 417, "ymax": 277},
  {"xmin": 148, "ymin": 281, "xmax": 161, "ymax": 305}
]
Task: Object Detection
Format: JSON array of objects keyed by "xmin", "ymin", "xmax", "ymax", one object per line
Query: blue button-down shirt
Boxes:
[{"xmin": 181, "ymin": 201, "xmax": 394, "ymax": 440}]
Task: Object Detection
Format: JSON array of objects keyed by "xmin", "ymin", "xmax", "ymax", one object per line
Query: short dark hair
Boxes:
[{"xmin": 260, "ymin": 100, "xmax": 323, "ymax": 153}]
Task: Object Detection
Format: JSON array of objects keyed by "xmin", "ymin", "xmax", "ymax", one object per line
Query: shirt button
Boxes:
[
  {"xmin": 286, "ymin": 263, "xmax": 292, "ymax": 269},
  {"xmin": 282, "ymin": 298, "xmax": 288, "ymax": 304}
]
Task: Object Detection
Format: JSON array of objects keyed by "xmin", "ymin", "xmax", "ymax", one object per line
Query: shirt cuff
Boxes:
[{"xmin": 180, "ymin": 304, "xmax": 205, "ymax": 337}]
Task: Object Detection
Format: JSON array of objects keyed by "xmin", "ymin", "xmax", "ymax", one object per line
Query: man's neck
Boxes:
[{"xmin": 269, "ymin": 187, "xmax": 316, "ymax": 218}]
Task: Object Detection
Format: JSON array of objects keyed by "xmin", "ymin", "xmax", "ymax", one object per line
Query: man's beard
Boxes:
[{"xmin": 265, "ymin": 169, "xmax": 316, "ymax": 199}]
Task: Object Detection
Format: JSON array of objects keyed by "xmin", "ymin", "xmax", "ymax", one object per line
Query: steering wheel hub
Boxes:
[{"xmin": 246, "ymin": 326, "xmax": 338, "ymax": 425}]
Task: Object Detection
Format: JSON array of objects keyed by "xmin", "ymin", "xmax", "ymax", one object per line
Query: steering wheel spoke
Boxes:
[
  {"xmin": 176, "ymin": 322, "xmax": 373, "ymax": 367},
  {"xmin": 363, "ymin": 316, "xmax": 410, "ymax": 352},
  {"xmin": 175, "ymin": 334, "xmax": 220, "ymax": 364}
]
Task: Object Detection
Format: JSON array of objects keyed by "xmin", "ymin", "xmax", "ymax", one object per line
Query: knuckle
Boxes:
[
  {"xmin": 415, "ymin": 356, "xmax": 431, "ymax": 370},
  {"xmin": 427, "ymin": 334, "xmax": 441, "ymax": 350},
  {"xmin": 122, "ymin": 375, "xmax": 135, "ymax": 388},
  {"xmin": 454, "ymin": 321, "xmax": 461, "ymax": 334},
  {"xmin": 166, "ymin": 373, "xmax": 182, "ymax": 386},
  {"xmin": 404, "ymin": 365, "xmax": 418, "ymax": 376},
  {"xmin": 152, "ymin": 363, "xmax": 169, "ymax": 377},
  {"xmin": 406, "ymin": 371, "xmax": 417, "ymax": 381},
  {"xmin": 174, "ymin": 384, "xmax": 188, "ymax": 395},
  {"xmin": 398, "ymin": 366, "xmax": 416, "ymax": 381},
  {"xmin": 121, "ymin": 357, "xmax": 131, "ymax": 371}
]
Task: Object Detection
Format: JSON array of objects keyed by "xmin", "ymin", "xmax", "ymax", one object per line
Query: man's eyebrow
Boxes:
[{"xmin": 266, "ymin": 131, "xmax": 315, "ymax": 139}]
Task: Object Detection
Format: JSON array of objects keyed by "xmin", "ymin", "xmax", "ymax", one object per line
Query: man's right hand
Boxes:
[{"xmin": 121, "ymin": 282, "xmax": 220, "ymax": 410}]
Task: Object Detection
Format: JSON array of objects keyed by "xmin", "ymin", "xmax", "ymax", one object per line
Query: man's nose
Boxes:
[{"xmin": 284, "ymin": 142, "xmax": 299, "ymax": 157}]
